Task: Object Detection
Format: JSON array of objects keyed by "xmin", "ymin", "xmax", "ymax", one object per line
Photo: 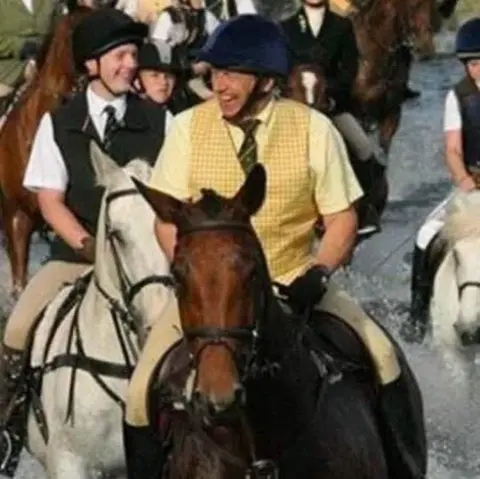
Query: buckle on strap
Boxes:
[{"xmin": 245, "ymin": 459, "xmax": 278, "ymax": 479}]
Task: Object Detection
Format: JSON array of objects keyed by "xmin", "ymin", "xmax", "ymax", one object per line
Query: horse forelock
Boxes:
[{"xmin": 441, "ymin": 191, "xmax": 480, "ymax": 247}]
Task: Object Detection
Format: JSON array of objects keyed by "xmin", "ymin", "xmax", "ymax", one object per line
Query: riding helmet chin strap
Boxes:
[{"xmin": 88, "ymin": 58, "xmax": 123, "ymax": 99}]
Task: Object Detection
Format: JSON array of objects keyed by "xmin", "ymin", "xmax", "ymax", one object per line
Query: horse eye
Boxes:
[{"xmin": 109, "ymin": 229, "xmax": 124, "ymax": 243}]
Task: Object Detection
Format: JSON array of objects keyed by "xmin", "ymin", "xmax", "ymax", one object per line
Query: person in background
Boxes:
[
  {"xmin": 116, "ymin": 0, "xmax": 171, "ymax": 24},
  {"xmin": 400, "ymin": 17, "xmax": 480, "ymax": 343},
  {"xmin": 135, "ymin": 39, "xmax": 194, "ymax": 114},
  {"xmin": 0, "ymin": 0, "xmax": 61, "ymax": 103}
]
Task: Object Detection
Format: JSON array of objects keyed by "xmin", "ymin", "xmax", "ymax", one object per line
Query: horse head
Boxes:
[
  {"xmin": 134, "ymin": 165, "xmax": 269, "ymax": 423},
  {"xmin": 90, "ymin": 142, "xmax": 172, "ymax": 345},
  {"xmin": 440, "ymin": 190, "xmax": 480, "ymax": 346},
  {"xmin": 286, "ymin": 63, "xmax": 330, "ymax": 113}
]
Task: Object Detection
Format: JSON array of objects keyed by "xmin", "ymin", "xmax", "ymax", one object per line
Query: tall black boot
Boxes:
[
  {"xmin": 352, "ymin": 155, "xmax": 386, "ymax": 236},
  {"xmin": 123, "ymin": 422, "xmax": 166, "ymax": 479},
  {"xmin": 0, "ymin": 345, "xmax": 27, "ymax": 478},
  {"xmin": 378, "ymin": 376, "xmax": 427, "ymax": 479},
  {"xmin": 400, "ymin": 246, "xmax": 431, "ymax": 343}
]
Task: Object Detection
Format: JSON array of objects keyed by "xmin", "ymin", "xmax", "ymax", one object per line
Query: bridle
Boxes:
[
  {"xmin": 168, "ymin": 218, "xmax": 279, "ymax": 479},
  {"xmin": 94, "ymin": 187, "xmax": 174, "ymax": 343},
  {"xmin": 458, "ymin": 281, "xmax": 480, "ymax": 297},
  {"xmin": 174, "ymin": 219, "xmax": 267, "ymax": 377}
]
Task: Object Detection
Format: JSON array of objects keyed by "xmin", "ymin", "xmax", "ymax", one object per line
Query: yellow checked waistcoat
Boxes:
[{"xmin": 190, "ymin": 99, "xmax": 317, "ymax": 284}]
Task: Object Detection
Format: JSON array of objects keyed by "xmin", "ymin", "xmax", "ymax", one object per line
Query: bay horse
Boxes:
[
  {"xmin": 134, "ymin": 164, "xmax": 426, "ymax": 479},
  {"xmin": 286, "ymin": 63, "xmax": 388, "ymax": 239},
  {"xmin": 0, "ymin": 7, "xmax": 92, "ymax": 298},
  {"xmin": 23, "ymin": 143, "xmax": 171, "ymax": 478},
  {"xmin": 429, "ymin": 190, "xmax": 480, "ymax": 386}
]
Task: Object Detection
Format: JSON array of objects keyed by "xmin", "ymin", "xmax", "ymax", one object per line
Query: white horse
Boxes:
[
  {"xmin": 430, "ymin": 189, "xmax": 480, "ymax": 383},
  {"xmin": 25, "ymin": 142, "xmax": 172, "ymax": 478}
]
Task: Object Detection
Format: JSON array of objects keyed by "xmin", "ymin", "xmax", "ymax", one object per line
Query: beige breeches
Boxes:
[
  {"xmin": 125, "ymin": 282, "xmax": 400, "ymax": 427},
  {"xmin": 3, "ymin": 261, "xmax": 89, "ymax": 350},
  {"xmin": 332, "ymin": 112, "xmax": 374, "ymax": 161}
]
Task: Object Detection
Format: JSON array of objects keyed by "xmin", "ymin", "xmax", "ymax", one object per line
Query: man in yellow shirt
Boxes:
[{"xmin": 123, "ymin": 14, "xmax": 426, "ymax": 479}]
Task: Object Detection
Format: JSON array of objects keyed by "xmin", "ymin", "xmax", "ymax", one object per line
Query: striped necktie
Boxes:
[
  {"xmin": 103, "ymin": 105, "xmax": 120, "ymax": 152},
  {"xmin": 237, "ymin": 119, "xmax": 261, "ymax": 175}
]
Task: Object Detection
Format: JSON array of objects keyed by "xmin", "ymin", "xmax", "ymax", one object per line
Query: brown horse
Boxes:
[
  {"xmin": 134, "ymin": 164, "xmax": 426, "ymax": 479},
  {"xmin": 0, "ymin": 7, "xmax": 91, "ymax": 297},
  {"xmin": 352, "ymin": 0, "xmax": 437, "ymax": 154}
]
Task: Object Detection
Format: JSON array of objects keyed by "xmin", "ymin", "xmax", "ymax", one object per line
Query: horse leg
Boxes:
[
  {"xmin": 2, "ymin": 201, "xmax": 34, "ymax": 298},
  {"xmin": 378, "ymin": 110, "xmax": 401, "ymax": 160}
]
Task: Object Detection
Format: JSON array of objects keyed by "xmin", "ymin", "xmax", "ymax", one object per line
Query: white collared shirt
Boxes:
[
  {"xmin": 151, "ymin": 8, "xmax": 220, "ymax": 46},
  {"xmin": 86, "ymin": 86, "xmax": 127, "ymax": 141},
  {"xmin": 444, "ymin": 81, "xmax": 480, "ymax": 132},
  {"xmin": 304, "ymin": 5, "xmax": 326, "ymax": 37},
  {"xmin": 22, "ymin": 0, "xmax": 34, "ymax": 13},
  {"xmin": 23, "ymin": 86, "xmax": 172, "ymax": 192}
]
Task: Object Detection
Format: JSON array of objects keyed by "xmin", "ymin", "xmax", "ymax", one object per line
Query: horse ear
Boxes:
[
  {"xmin": 89, "ymin": 141, "xmax": 120, "ymax": 186},
  {"xmin": 233, "ymin": 164, "xmax": 266, "ymax": 217},
  {"xmin": 131, "ymin": 177, "xmax": 184, "ymax": 225}
]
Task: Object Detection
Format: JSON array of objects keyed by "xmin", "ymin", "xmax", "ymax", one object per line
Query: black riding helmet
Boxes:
[
  {"xmin": 72, "ymin": 9, "xmax": 148, "ymax": 72},
  {"xmin": 137, "ymin": 41, "xmax": 185, "ymax": 76}
]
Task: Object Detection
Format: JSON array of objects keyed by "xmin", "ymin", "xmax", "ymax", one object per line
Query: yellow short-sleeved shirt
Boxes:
[{"xmin": 150, "ymin": 98, "xmax": 363, "ymax": 215}]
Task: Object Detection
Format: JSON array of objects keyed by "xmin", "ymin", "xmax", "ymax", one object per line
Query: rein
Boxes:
[
  {"xmin": 96, "ymin": 188, "xmax": 174, "ymax": 345},
  {"xmin": 31, "ymin": 186, "xmax": 173, "ymax": 442},
  {"xmin": 163, "ymin": 218, "xmax": 363, "ymax": 477}
]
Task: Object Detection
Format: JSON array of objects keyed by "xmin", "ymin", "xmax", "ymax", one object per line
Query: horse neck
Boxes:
[{"xmin": 78, "ymin": 199, "xmax": 141, "ymax": 359}]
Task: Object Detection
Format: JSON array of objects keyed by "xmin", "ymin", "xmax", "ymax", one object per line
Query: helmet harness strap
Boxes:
[{"xmin": 226, "ymin": 75, "xmax": 272, "ymax": 125}]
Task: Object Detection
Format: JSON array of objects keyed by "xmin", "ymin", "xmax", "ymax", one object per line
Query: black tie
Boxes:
[
  {"xmin": 103, "ymin": 105, "xmax": 120, "ymax": 152},
  {"xmin": 237, "ymin": 119, "xmax": 261, "ymax": 175}
]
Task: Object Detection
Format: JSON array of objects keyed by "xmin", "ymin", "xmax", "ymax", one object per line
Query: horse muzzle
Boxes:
[
  {"xmin": 454, "ymin": 322, "xmax": 480, "ymax": 346},
  {"xmin": 191, "ymin": 384, "xmax": 246, "ymax": 426}
]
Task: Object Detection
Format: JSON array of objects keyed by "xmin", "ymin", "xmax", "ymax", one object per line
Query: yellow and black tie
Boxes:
[{"xmin": 237, "ymin": 119, "xmax": 261, "ymax": 175}]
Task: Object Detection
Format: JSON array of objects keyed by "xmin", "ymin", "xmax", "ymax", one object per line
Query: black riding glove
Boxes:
[
  {"xmin": 287, "ymin": 265, "xmax": 331, "ymax": 313},
  {"xmin": 19, "ymin": 39, "xmax": 40, "ymax": 61}
]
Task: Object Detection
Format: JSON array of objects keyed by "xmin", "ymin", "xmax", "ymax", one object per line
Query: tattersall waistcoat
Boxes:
[{"xmin": 190, "ymin": 98, "xmax": 316, "ymax": 284}]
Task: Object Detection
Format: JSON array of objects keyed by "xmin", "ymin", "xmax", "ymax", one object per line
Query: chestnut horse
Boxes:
[
  {"xmin": 134, "ymin": 165, "xmax": 427, "ymax": 479},
  {"xmin": 0, "ymin": 7, "xmax": 91, "ymax": 297}
]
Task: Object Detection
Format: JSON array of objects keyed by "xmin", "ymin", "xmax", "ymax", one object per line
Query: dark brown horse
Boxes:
[
  {"xmin": 134, "ymin": 165, "xmax": 426, "ymax": 479},
  {"xmin": 353, "ymin": 0, "xmax": 413, "ymax": 156},
  {"xmin": 0, "ymin": 7, "xmax": 91, "ymax": 297}
]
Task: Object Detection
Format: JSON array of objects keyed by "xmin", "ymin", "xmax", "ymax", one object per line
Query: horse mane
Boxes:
[{"xmin": 440, "ymin": 191, "xmax": 480, "ymax": 248}]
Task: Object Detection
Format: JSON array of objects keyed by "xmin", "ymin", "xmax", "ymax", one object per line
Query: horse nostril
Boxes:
[{"xmin": 234, "ymin": 384, "xmax": 246, "ymax": 405}]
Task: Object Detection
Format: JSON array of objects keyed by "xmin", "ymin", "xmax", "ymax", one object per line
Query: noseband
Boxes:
[
  {"xmin": 174, "ymin": 220, "xmax": 267, "ymax": 374},
  {"xmin": 458, "ymin": 281, "xmax": 480, "ymax": 296}
]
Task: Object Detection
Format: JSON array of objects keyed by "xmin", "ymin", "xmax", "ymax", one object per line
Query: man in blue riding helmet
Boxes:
[
  {"xmin": 400, "ymin": 17, "xmax": 480, "ymax": 344},
  {"xmin": 124, "ymin": 14, "xmax": 426, "ymax": 479}
]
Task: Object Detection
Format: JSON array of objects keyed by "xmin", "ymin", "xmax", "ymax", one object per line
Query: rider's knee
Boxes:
[{"xmin": 125, "ymin": 368, "xmax": 151, "ymax": 427}]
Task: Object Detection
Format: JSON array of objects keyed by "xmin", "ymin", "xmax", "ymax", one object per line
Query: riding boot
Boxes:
[
  {"xmin": 378, "ymin": 376, "xmax": 427, "ymax": 479},
  {"xmin": 0, "ymin": 345, "xmax": 27, "ymax": 478},
  {"xmin": 400, "ymin": 246, "xmax": 431, "ymax": 344},
  {"xmin": 123, "ymin": 422, "xmax": 166, "ymax": 479},
  {"xmin": 353, "ymin": 155, "xmax": 384, "ymax": 236}
]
